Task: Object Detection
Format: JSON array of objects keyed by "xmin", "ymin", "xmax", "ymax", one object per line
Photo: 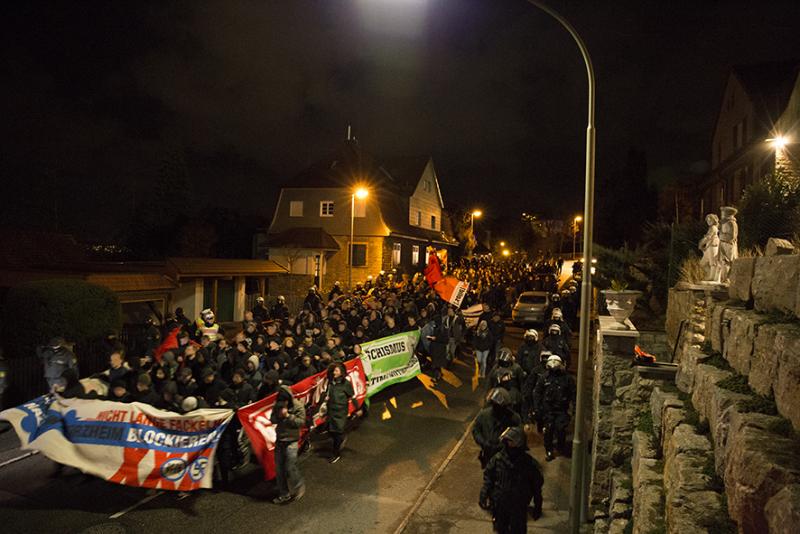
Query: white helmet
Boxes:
[
  {"xmin": 546, "ymin": 354, "xmax": 564, "ymax": 369},
  {"xmin": 277, "ymin": 295, "xmax": 286, "ymax": 302},
  {"xmin": 561, "ymin": 289, "xmax": 570, "ymax": 296},
  {"xmin": 524, "ymin": 329, "xmax": 539, "ymax": 341},
  {"xmin": 551, "ymin": 308, "xmax": 563, "ymax": 320},
  {"xmin": 201, "ymin": 309, "xmax": 215, "ymax": 322},
  {"xmin": 548, "ymin": 323, "xmax": 561, "ymax": 335},
  {"xmin": 256, "ymin": 296, "xmax": 265, "ymax": 304}
]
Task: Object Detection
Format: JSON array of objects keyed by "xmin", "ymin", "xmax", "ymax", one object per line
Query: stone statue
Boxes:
[
  {"xmin": 699, "ymin": 213, "xmax": 720, "ymax": 282},
  {"xmin": 718, "ymin": 206, "xmax": 739, "ymax": 283}
]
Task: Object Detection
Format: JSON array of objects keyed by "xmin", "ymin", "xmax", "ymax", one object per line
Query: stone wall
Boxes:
[
  {"xmin": 590, "ymin": 317, "xmax": 673, "ymax": 533},
  {"xmin": 661, "ymin": 250, "xmax": 800, "ymax": 533}
]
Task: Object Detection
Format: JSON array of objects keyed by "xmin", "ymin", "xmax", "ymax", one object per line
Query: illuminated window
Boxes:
[
  {"xmin": 320, "ymin": 201, "xmax": 334, "ymax": 217},
  {"xmin": 392, "ymin": 243, "xmax": 401, "ymax": 266},
  {"xmin": 412, "ymin": 245, "xmax": 420, "ymax": 265},
  {"xmin": 289, "ymin": 201, "xmax": 303, "ymax": 217},
  {"xmin": 416, "ymin": 210, "xmax": 422, "ymax": 226}
]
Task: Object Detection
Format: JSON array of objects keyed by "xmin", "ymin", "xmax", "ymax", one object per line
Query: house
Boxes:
[
  {"xmin": 0, "ymin": 230, "xmax": 288, "ymax": 326},
  {"xmin": 259, "ymin": 141, "xmax": 458, "ymax": 290},
  {"xmin": 698, "ymin": 60, "xmax": 800, "ymax": 215}
]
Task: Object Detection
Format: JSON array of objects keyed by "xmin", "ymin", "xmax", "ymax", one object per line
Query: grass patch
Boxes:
[
  {"xmin": 716, "ymin": 374, "xmax": 751, "ymax": 395},
  {"xmin": 766, "ymin": 417, "xmax": 797, "ymax": 438},
  {"xmin": 702, "ymin": 352, "xmax": 732, "ymax": 371},
  {"xmin": 738, "ymin": 394, "xmax": 779, "ymax": 416},
  {"xmin": 637, "ymin": 410, "xmax": 654, "ymax": 434}
]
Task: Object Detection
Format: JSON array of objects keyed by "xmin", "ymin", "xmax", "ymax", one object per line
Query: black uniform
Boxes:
[
  {"xmin": 517, "ymin": 341, "xmax": 541, "ymax": 376},
  {"xmin": 472, "ymin": 405, "xmax": 523, "ymax": 468},
  {"xmin": 533, "ymin": 368, "xmax": 576, "ymax": 455},
  {"xmin": 481, "ymin": 447, "xmax": 544, "ymax": 533}
]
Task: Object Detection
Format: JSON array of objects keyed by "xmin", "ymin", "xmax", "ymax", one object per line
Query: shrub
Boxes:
[
  {"xmin": 737, "ymin": 169, "xmax": 800, "ymax": 249},
  {"xmin": 738, "ymin": 395, "xmax": 779, "ymax": 416},
  {"xmin": 716, "ymin": 374, "xmax": 751, "ymax": 395},
  {"xmin": 2, "ymin": 278, "xmax": 121, "ymax": 359}
]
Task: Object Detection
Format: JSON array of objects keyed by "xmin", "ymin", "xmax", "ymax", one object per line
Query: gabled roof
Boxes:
[
  {"xmin": 284, "ymin": 141, "xmax": 398, "ymax": 192},
  {"xmin": 731, "ymin": 60, "xmax": 800, "ymax": 130},
  {"xmin": 266, "ymin": 227, "xmax": 340, "ymax": 251},
  {"xmin": 379, "ymin": 156, "xmax": 432, "ymax": 196}
]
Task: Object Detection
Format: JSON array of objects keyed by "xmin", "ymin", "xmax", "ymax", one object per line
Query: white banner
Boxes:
[
  {"xmin": 359, "ymin": 330, "xmax": 422, "ymax": 396},
  {"xmin": 0, "ymin": 395, "xmax": 233, "ymax": 491}
]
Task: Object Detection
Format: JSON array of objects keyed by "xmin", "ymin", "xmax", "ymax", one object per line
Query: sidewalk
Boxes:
[{"xmin": 402, "ymin": 422, "xmax": 571, "ymax": 533}]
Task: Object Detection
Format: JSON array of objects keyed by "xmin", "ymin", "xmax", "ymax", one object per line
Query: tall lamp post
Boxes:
[
  {"xmin": 572, "ymin": 215, "xmax": 583, "ymax": 259},
  {"xmin": 349, "ymin": 187, "xmax": 369, "ymax": 289},
  {"xmin": 526, "ymin": 2, "xmax": 596, "ymax": 532},
  {"xmin": 469, "ymin": 209, "xmax": 482, "ymax": 256}
]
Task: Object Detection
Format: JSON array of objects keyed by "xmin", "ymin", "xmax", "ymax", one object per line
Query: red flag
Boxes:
[
  {"xmin": 424, "ymin": 252, "xmax": 469, "ymax": 308},
  {"xmin": 154, "ymin": 327, "xmax": 181, "ymax": 363},
  {"xmin": 238, "ymin": 358, "xmax": 367, "ymax": 480}
]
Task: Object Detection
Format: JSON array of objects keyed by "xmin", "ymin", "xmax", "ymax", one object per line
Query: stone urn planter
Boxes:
[{"xmin": 601, "ymin": 289, "xmax": 642, "ymax": 329}]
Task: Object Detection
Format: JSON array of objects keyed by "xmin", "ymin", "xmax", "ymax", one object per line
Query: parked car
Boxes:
[{"xmin": 511, "ymin": 291, "xmax": 550, "ymax": 325}]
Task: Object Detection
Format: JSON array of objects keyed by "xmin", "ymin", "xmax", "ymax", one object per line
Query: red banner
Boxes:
[
  {"xmin": 425, "ymin": 252, "xmax": 469, "ymax": 307},
  {"xmin": 237, "ymin": 358, "xmax": 367, "ymax": 480}
]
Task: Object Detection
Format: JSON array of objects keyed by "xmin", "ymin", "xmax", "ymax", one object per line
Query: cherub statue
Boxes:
[
  {"xmin": 718, "ymin": 206, "xmax": 739, "ymax": 283},
  {"xmin": 699, "ymin": 213, "xmax": 720, "ymax": 282}
]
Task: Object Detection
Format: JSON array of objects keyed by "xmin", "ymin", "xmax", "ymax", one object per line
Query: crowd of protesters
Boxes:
[{"xmin": 38, "ymin": 254, "xmax": 580, "ymax": 515}]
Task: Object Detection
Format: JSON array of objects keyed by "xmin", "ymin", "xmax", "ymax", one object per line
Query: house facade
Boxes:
[
  {"xmin": 698, "ymin": 61, "xmax": 800, "ymax": 215},
  {"xmin": 260, "ymin": 142, "xmax": 458, "ymax": 290}
]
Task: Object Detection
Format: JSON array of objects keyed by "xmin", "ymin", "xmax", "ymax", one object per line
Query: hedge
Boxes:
[{"xmin": 2, "ymin": 278, "xmax": 121, "ymax": 359}]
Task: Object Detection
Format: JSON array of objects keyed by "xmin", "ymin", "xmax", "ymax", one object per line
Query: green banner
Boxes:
[{"xmin": 359, "ymin": 330, "xmax": 421, "ymax": 397}]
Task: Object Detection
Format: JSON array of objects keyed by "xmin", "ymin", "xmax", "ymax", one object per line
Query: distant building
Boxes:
[
  {"xmin": 0, "ymin": 230, "xmax": 287, "ymax": 325},
  {"xmin": 258, "ymin": 141, "xmax": 458, "ymax": 290},
  {"xmin": 699, "ymin": 60, "xmax": 800, "ymax": 215}
]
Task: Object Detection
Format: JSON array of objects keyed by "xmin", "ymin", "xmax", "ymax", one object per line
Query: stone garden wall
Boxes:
[{"xmin": 662, "ymin": 244, "xmax": 800, "ymax": 533}]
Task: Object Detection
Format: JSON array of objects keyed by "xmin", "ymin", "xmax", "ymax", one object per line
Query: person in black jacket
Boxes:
[
  {"xmin": 517, "ymin": 330, "xmax": 541, "ymax": 376},
  {"xmin": 270, "ymin": 385, "xmax": 306, "ymax": 504},
  {"xmin": 472, "ymin": 388, "xmax": 523, "ymax": 468},
  {"xmin": 534, "ymin": 355, "xmax": 576, "ymax": 461},
  {"xmin": 480, "ymin": 426, "xmax": 544, "ymax": 531},
  {"xmin": 107, "ymin": 379, "xmax": 133, "ymax": 403},
  {"xmin": 134, "ymin": 373, "xmax": 161, "ymax": 406},
  {"xmin": 323, "ymin": 362, "xmax": 361, "ymax": 463}
]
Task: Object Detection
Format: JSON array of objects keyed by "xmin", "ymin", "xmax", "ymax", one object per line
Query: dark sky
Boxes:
[{"xmin": 2, "ymin": 0, "xmax": 799, "ymax": 240}]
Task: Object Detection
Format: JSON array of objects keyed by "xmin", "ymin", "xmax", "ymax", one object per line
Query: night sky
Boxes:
[{"xmin": 2, "ymin": 1, "xmax": 799, "ymax": 242}]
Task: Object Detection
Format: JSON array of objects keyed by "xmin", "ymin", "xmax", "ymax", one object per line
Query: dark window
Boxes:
[
  {"xmin": 519, "ymin": 294, "xmax": 547, "ymax": 304},
  {"xmin": 350, "ymin": 244, "xmax": 367, "ymax": 267},
  {"xmin": 430, "ymin": 215, "xmax": 436, "ymax": 229}
]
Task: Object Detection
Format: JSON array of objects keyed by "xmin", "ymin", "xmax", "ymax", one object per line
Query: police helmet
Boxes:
[
  {"xmin": 201, "ymin": 309, "xmax": 215, "ymax": 322},
  {"xmin": 546, "ymin": 354, "xmax": 564, "ymax": 369},
  {"xmin": 551, "ymin": 308, "xmax": 563, "ymax": 320},
  {"xmin": 497, "ymin": 347, "xmax": 514, "ymax": 364},
  {"xmin": 256, "ymin": 296, "xmax": 265, "ymax": 304},
  {"xmin": 548, "ymin": 323, "xmax": 562, "ymax": 335},
  {"xmin": 486, "ymin": 387, "xmax": 512, "ymax": 407},
  {"xmin": 539, "ymin": 350, "xmax": 553, "ymax": 361},
  {"xmin": 277, "ymin": 295, "xmax": 286, "ymax": 303},
  {"xmin": 500, "ymin": 426, "xmax": 526, "ymax": 448},
  {"xmin": 524, "ymin": 329, "xmax": 539, "ymax": 341},
  {"xmin": 561, "ymin": 289, "xmax": 570, "ymax": 297}
]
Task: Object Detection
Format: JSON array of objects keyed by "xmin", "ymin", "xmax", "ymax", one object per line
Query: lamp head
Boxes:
[
  {"xmin": 355, "ymin": 187, "xmax": 369, "ymax": 199},
  {"xmin": 471, "ymin": 210, "xmax": 482, "ymax": 218}
]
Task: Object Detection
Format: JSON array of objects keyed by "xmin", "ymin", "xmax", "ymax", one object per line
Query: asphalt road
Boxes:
[{"xmin": 0, "ymin": 323, "xmax": 572, "ymax": 534}]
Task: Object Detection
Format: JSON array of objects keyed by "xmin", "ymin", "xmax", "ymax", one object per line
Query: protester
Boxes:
[
  {"xmin": 271, "ymin": 384, "xmax": 306, "ymax": 504},
  {"xmin": 323, "ymin": 362, "xmax": 361, "ymax": 464}
]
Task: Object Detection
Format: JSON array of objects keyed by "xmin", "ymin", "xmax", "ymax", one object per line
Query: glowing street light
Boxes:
[
  {"xmin": 468, "ymin": 209, "xmax": 483, "ymax": 257},
  {"xmin": 350, "ymin": 186, "xmax": 369, "ymax": 288},
  {"xmin": 499, "ymin": 241, "xmax": 506, "ymax": 247},
  {"xmin": 573, "ymin": 215, "xmax": 583, "ymax": 260},
  {"xmin": 767, "ymin": 135, "xmax": 789, "ymax": 149},
  {"xmin": 502, "ymin": 249, "xmax": 510, "ymax": 257}
]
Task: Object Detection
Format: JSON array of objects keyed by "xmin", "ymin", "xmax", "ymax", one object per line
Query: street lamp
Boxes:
[
  {"xmin": 349, "ymin": 186, "xmax": 369, "ymax": 289},
  {"xmin": 469, "ymin": 209, "xmax": 482, "ymax": 257},
  {"xmin": 526, "ymin": 2, "xmax": 596, "ymax": 531},
  {"xmin": 767, "ymin": 135, "xmax": 789, "ymax": 149},
  {"xmin": 572, "ymin": 215, "xmax": 583, "ymax": 260}
]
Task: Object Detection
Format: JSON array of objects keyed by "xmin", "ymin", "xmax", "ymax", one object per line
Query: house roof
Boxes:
[
  {"xmin": 731, "ymin": 60, "xmax": 800, "ymax": 131},
  {"xmin": 266, "ymin": 227, "xmax": 340, "ymax": 251},
  {"xmin": 167, "ymin": 257, "xmax": 288, "ymax": 277},
  {"xmin": 378, "ymin": 190, "xmax": 457, "ymax": 245},
  {"xmin": 85, "ymin": 273, "xmax": 177, "ymax": 293},
  {"xmin": 285, "ymin": 141, "xmax": 397, "ymax": 191}
]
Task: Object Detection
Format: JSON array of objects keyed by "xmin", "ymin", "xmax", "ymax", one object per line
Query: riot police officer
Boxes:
[
  {"xmin": 517, "ymin": 329, "xmax": 541, "ymax": 376},
  {"xmin": 534, "ymin": 355, "xmax": 575, "ymax": 461},
  {"xmin": 472, "ymin": 388, "xmax": 523, "ymax": 468},
  {"xmin": 486, "ymin": 347, "xmax": 524, "ymax": 393},
  {"xmin": 480, "ymin": 426, "xmax": 544, "ymax": 531}
]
